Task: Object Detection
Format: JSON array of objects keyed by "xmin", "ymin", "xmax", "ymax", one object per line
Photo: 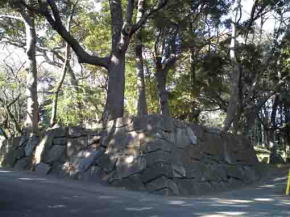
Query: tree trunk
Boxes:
[
  {"xmin": 67, "ymin": 64, "xmax": 79, "ymax": 92},
  {"xmin": 222, "ymin": 0, "xmax": 242, "ymax": 133},
  {"xmin": 102, "ymin": 52, "xmax": 126, "ymax": 122},
  {"xmin": 50, "ymin": 43, "xmax": 70, "ymax": 126},
  {"xmin": 269, "ymin": 95, "xmax": 280, "ymax": 162},
  {"xmin": 21, "ymin": 12, "xmax": 39, "ymax": 135},
  {"xmin": 155, "ymin": 58, "xmax": 170, "ymax": 116},
  {"xmin": 34, "ymin": 0, "xmax": 168, "ymax": 124},
  {"xmin": 135, "ymin": 0, "xmax": 148, "ymax": 117},
  {"xmin": 0, "ymin": 127, "xmax": 8, "ymax": 140},
  {"xmin": 136, "ymin": 43, "xmax": 148, "ymax": 117}
]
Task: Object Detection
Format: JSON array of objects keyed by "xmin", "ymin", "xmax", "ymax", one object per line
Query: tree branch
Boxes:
[
  {"xmin": 0, "ymin": 14, "xmax": 24, "ymax": 21},
  {"xmin": 131, "ymin": 0, "xmax": 168, "ymax": 34},
  {"xmin": 7, "ymin": 93, "xmax": 21, "ymax": 108},
  {"xmin": 126, "ymin": 0, "xmax": 135, "ymax": 24},
  {"xmin": 20, "ymin": 0, "xmax": 110, "ymax": 68}
]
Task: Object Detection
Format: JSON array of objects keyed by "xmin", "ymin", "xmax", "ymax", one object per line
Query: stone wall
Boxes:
[{"xmin": 0, "ymin": 115, "xmax": 259, "ymax": 195}]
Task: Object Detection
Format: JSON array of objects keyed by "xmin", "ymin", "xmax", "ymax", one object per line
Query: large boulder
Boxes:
[
  {"xmin": 14, "ymin": 157, "xmax": 32, "ymax": 170},
  {"xmin": 0, "ymin": 137, "xmax": 22, "ymax": 167},
  {"xmin": 44, "ymin": 145, "xmax": 66, "ymax": 163}
]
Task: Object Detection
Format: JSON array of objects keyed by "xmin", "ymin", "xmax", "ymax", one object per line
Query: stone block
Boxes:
[
  {"xmin": 145, "ymin": 176, "xmax": 179, "ymax": 195},
  {"xmin": 115, "ymin": 156, "xmax": 146, "ymax": 178},
  {"xmin": 199, "ymin": 140, "xmax": 223, "ymax": 157},
  {"xmin": 35, "ymin": 163, "xmax": 51, "ymax": 175},
  {"xmin": 144, "ymin": 150, "xmax": 171, "ymax": 166},
  {"xmin": 47, "ymin": 127, "xmax": 67, "ymax": 138},
  {"xmin": 172, "ymin": 164, "xmax": 186, "ymax": 178},
  {"xmin": 77, "ymin": 150, "xmax": 104, "ymax": 173},
  {"xmin": 107, "ymin": 129, "xmax": 134, "ymax": 150},
  {"xmin": 81, "ymin": 166, "xmax": 105, "ymax": 183},
  {"xmin": 67, "ymin": 137, "xmax": 88, "ymax": 158},
  {"xmin": 14, "ymin": 157, "xmax": 32, "ymax": 170},
  {"xmin": 186, "ymin": 127, "xmax": 197, "ymax": 145},
  {"xmin": 242, "ymin": 166, "xmax": 258, "ymax": 183},
  {"xmin": 45, "ymin": 145, "xmax": 66, "ymax": 163},
  {"xmin": 227, "ymin": 177, "xmax": 243, "ymax": 188},
  {"xmin": 34, "ymin": 135, "xmax": 53, "ymax": 164},
  {"xmin": 15, "ymin": 148, "xmax": 25, "ymax": 160},
  {"xmin": 95, "ymin": 153, "xmax": 116, "ymax": 173},
  {"xmin": 112, "ymin": 174, "xmax": 145, "ymax": 191},
  {"xmin": 68, "ymin": 126, "xmax": 87, "ymax": 137},
  {"xmin": 1, "ymin": 148, "xmax": 20, "ymax": 167},
  {"xmin": 24, "ymin": 136, "xmax": 40, "ymax": 156},
  {"xmin": 192, "ymin": 182, "xmax": 213, "ymax": 195},
  {"xmin": 143, "ymin": 139, "xmax": 172, "ymax": 153},
  {"xmin": 186, "ymin": 163, "xmax": 206, "ymax": 179},
  {"xmin": 173, "ymin": 119, "xmax": 187, "ymax": 129},
  {"xmin": 190, "ymin": 124, "xmax": 205, "ymax": 138},
  {"xmin": 88, "ymin": 135, "xmax": 101, "ymax": 145},
  {"xmin": 175, "ymin": 128, "xmax": 191, "ymax": 148},
  {"xmin": 226, "ymin": 165, "xmax": 244, "ymax": 180},
  {"xmin": 133, "ymin": 115, "xmax": 174, "ymax": 133},
  {"xmin": 158, "ymin": 131, "xmax": 175, "ymax": 144},
  {"xmin": 202, "ymin": 165, "xmax": 225, "ymax": 182},
  {"xmin": 177, "ymin": 179, "xmax": 195, "ymax": 195},
  {"xmin": 141, "ymin": 162, "xmax": 172, "ymax": 183},
  {"xmin": 53, "ymin": 137, "xmax": 67, "ymax": 146}
]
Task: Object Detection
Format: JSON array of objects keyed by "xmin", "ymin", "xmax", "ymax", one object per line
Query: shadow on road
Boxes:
[{"xmin": 0, "ymin": 168, "xmax": 289, "ymax": 217}]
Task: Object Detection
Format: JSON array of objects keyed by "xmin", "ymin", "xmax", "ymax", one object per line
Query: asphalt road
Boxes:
[{"xmin": 0, "ymin": 168, "xmax": 289, "ymax": 217}]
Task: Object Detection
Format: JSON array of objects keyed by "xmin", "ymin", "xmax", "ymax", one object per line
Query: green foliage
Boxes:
[
  {"xmin": 72, "ymin": 2, "xmax": 111, "ymax": 56},
  {"xmin": 45, "ymin": 82, "xmax": 105, "ymax": 126},
  {"xmin": 0, "ymin": 0, "xmax": 8, "ymax": 8},
  {"xmin": 124, "ymin": 60, "xmax": 138, "ymax": 115}
]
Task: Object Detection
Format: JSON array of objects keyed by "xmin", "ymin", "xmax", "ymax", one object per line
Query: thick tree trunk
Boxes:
[
  {"xmin": 155, "ymin": 58, "xmax": 170, "ymax": 116},
  {"xmin": 21, "ymin": 12, "xmax": 39, "ymax": 135},
  {"xmin": 135, "ymin": 0, "xmax": 148, "ymax": 117},
  {"xmin": 102, "ymin": 52, "xmax": 126, "ymax": 122},
  {"xmin": 35, "ymin": 0, "xmax": 168, "ymax": 125}
]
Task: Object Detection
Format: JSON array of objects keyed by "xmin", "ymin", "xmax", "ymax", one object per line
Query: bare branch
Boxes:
[
  {"xmin": 0, "ymin": 15, "xmax": 24, "ymax": 21},
  {"xmin": 7, "ymin": 94, "xmax": 21, "ymax": 108}
]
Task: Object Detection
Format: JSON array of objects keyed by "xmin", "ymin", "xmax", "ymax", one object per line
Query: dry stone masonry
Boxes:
[{"xmin": 0, "ymin": 115, "xmax": 259, "ymax": 195}]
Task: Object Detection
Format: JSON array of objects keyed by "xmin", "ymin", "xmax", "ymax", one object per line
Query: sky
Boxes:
[{"xmin": 241, "ymin": 0, "xmax": 276, "ymax": 33}]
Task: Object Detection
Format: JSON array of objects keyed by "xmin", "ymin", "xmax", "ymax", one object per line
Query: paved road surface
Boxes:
[{"xmin": 0, "ymin": 168, "xmax": 289, "ymax": 217}]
